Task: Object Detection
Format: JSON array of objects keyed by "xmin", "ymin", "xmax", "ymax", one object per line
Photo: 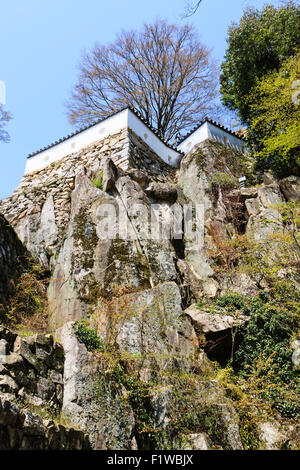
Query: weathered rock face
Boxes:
[
  {"xmin": 177, "ymin": 145, "xmax": 215, "ymax": 290},
  {"xmin": 56, "ymin": 284, "xmax": 245, "ymax": 451},
  {"xmin": 245, "ymin": 184, "xmax": 283, "ymax": 239},
  {"xmin": 177, "ymin": 140, "xmax": 257, "ymax": 299},
  {"xmin": 56, "ymin": 322, "xmax": 136, "ymax": 450},
  {"xmin": 218, "ymin": 272, "xmax": 258, "ymax": 298},
  {"xmin": 47, "ymin": 163, "xmax": 181, "ymax": 328},
  {"xmin": 177, "ymin": 141, "xmax": 299, "ymax": 299},
  {"xmin": 279, "ymin": 176, "xmax": 300, "ymax": 203},
  {"xmin": 0, "ymin": 215, "xmax": 28, "ymax": 311},
  {"xmin": 101, "ymin": 282, "xmax": 197, "ymax": 374},
  {"xmin": 184, "ymin": 433, "xmax": 211, "ymax": 450},
  {"xmin": 55, "ymin": 283, "xmax": 198, "ymax": 449},
  {"xmin": 256, "ymin": 420, "xmax": 300, "ymax": 451}
]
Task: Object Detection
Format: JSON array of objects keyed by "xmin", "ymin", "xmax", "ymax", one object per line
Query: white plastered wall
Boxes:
[
  {"xmin": 24, "ymin": 109, "xmax": 182, "ymax": 175},
  {"xmin": 127, "ymin": 111, "xmax": 181, "ymax": 167},
  {"xmin": 24, "ymin": 110, "xmax": 128, "ymax": 175},
  {"xmin": 178, "ymin": 121, "xmax": 245, "ymax": 154}
]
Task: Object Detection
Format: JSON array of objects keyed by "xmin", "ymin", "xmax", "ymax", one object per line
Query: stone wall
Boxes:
[
  {"xmin": 0, "ymin": 215, "xmax": 28, "ymax": 310},
  {"xmin": 128, "ymin": 129, "xmax": 175, "ymax": 182},
  {"xmin": 0, "ymin": 326, "xmax": 63, "ymax": 408},
  {"xmin": 0, "ymin": 397, "xmax": 89, "ymax": 450},
  {"xmin": 0, "ymin": 326, "xmax": 90, "ymax": 449}
]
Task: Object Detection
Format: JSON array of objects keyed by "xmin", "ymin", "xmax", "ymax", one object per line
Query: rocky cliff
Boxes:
[{"xmin": 0, "ymin": 136, "xmax": 299, "ymax": 450}]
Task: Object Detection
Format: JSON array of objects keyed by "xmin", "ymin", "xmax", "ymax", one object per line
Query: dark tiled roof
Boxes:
[
  {"xmin": 177, "ymin": 118, "xmax": 246, "ymax": 145},
  {"xmin": 27, "ymin": 106, "xmax": 182, "ymax": 159}
]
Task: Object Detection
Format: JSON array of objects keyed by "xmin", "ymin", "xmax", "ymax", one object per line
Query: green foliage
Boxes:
[
  {"xmin": 73, "ymin": 320, "xmax": 105, "ymax": 352},
  {"xmin": 92, "ymin": 171, "xmax": 104, "ymax": 190},
  {"xmin": 1, "ymin": 261, "xmax": 49, "ymax": 332},
  {"xmin": 278, "ymin": 201, "xmax": 300, "ymax": 227},
  {"xmin": 197, "ymin": 292, "xmax": 252, "ymax": 318},
  {"xmin": 261, "ymin": 387, "xmax": 300, "ymax": 419},
  {"xmin": 98, "ymin": 352, "xmax": 236, "ymax": 449},
  {"xmin": 212, "ymin": 288, "xmax": 299, "ymax": 384},
  {"xmin": 247, "ymin": 54, "xmax": 300, "ymax": 177},
  {"xmin": 238, "ymin": 408, "xmax": 261, "ymax": 450},
  {"xmin": 107, "ymin": 360, "xmax": 165, "ymax": 448},
  {"xmin": 214, "ymin": 292, "xmax": 250, "ymax": 314},
  {"xmin": 207, "ymin": 140, "xmax": 255, "ymax": 185},
  {"xmin": 229, "ymin": 292, "xmax": 297, "ymax": 386},
  {"xmin": 205, "ymin": 206, "xmax": 300, "ymax": 424},
  {"xmin": 220, "ymin": 2, "xmax": 300, "ymax": 124},
  {"xmin": 211, "ymin": 171, "xmax": 237, "ymax": 190}
]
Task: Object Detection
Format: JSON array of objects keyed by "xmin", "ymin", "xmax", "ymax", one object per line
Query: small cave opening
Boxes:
[
  {"xmin": 224, "ymin": 194, "xmax": 250, "ymax": 236},
  {"xmin": 171, "ymin": 209, "xmax": 186, "ymax": 260},
  {"xmin": 204, "ymin": 328, "xmax": 243, "ymax": 367},
  {"xmin": 171, "ymin": 237, "xmax": 185, "ymax": 260}
]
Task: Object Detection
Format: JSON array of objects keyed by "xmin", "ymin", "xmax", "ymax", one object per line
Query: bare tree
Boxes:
[
  {"xmin": 0, "ymin": 105, "xmax": 12, "ymax": 143},
  {"xmin": 183, "ymin": 1, "xmax": 203, "ymax": 17},
  {"xmin": 67, "ymin": 20, "xmax": 218, "ymax": 143}
]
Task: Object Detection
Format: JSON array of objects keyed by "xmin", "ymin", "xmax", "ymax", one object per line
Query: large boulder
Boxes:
[
  {"xmin": 184, "ymin": 303, "xmax": 247, "ymax": 365},
  {"xmin": 144, "ymin": 182, "xmax": 178, "ymax": 203},
  {"xmin": 185, "ymin": 304, "xmax": 247, "ymax": 334},
  {"xmin": 102, "ymin": 282, "xmax": 198, "ymax": 374},
  {"xmin": 279, "ymin": 176, "xmax": 300, "ymax": 203}
]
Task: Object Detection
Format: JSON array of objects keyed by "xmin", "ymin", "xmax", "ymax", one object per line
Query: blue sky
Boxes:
[{"xmin": 0, "ymin": 0, "xmax": 283, "ymax": 199}]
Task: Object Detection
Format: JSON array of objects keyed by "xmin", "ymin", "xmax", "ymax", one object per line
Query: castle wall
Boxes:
[
  {"xmin": 127, "ymin": 110, "xmax": 181, "ymax": 167},
  {"xmin": 24, "ymin": 109, "xmax": 181, "ymax": 175},
  {"xmin": 128, "ymin": 129, "xmax": 175, "ymax": 180},
  {"xmin": 0, "ymin": 128, "xmax": 174, "ymax": 267},
  {"xmin": 206, "ymin": 122, "xmax": 245, "ymax": 151},
  {"xmin": 178, "ymin": 121, "xmax": 245, "ymax": 154},
  {"xmin": 24, "ymin": 110, "xmax": 129, "ymax": 175}
]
